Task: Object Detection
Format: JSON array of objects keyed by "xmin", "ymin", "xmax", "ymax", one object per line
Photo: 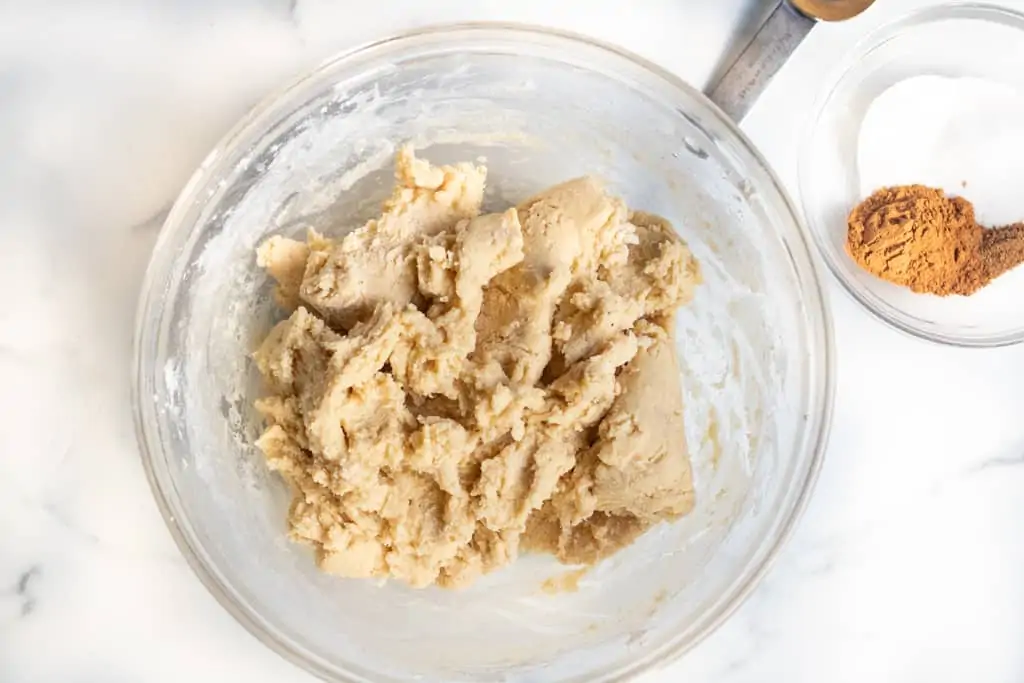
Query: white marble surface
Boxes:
[{"xmin": 3, "ymin": 0, "xmax": 1024, "ymax": 681}]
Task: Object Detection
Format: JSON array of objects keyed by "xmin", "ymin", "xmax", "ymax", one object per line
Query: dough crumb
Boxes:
[
  {"xmin": 253, "ymin": 146, "xmax": 702, "ymax": 588},
  {"xmin": 540, "ymin": 567, "xmax": 589, "ymax": 595}
]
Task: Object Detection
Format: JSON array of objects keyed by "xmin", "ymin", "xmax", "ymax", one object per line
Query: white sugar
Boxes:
[{"xmin": 857, "ymin": 75, "xmax": 1024, "ymax": 226}]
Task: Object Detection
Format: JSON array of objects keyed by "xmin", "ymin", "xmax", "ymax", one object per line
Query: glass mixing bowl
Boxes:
[
  {"xmin": 133, "ymin": 24, "xmax": 834, "ymax": 683},
  {"xmin": 800, "ymin": 4, "xmax": 1024, "ymax": 346}
]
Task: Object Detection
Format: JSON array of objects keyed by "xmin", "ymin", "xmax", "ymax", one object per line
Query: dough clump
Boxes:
[{"xmin": 253, "ymin": 146, "xmax": 701, "ymax": 588}]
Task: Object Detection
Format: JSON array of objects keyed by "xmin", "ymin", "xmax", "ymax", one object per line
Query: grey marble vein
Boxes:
[
  {"xmin": 971, "ymin": 453, "xmax": 1024, "ymax": 472},
  {"xmin": 5, "ymin": 565, "xmax": 41, "ymax": 619}
]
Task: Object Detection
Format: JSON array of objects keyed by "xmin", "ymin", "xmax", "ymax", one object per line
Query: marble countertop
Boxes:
[{"xmin": 3, "ymin": 0, "xmax": 1024, "ymax": 681}]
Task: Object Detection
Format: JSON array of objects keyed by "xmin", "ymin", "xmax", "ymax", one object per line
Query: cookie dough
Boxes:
[{"xmin": 253, "ymin": 146, "xmax": 701, "ymax": 588}]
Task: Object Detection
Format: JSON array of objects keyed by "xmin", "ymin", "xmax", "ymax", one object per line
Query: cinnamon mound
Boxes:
[{"xmin": 847, "ymin": 185, "xmax": 1024, "ymax": 296}]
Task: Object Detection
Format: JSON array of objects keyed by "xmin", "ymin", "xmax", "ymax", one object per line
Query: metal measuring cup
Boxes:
[{"xmin": 707, "ymin": 0, "xmax": 876, "ymax": 120}]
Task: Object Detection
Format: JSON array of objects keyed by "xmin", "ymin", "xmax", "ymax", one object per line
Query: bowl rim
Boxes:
[
  {"xmin": 798, "ymin": 2, "xmax": 1024, "ymax": 348},
  {"xmin": 133, "ymin": 21, "xmax": 836, "ymax": 683}
]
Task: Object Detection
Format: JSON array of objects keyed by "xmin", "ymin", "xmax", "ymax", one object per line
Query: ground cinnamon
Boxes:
[{"xmin": 846, "ymin": 185, "xmax": 1024, "ymax": 296}]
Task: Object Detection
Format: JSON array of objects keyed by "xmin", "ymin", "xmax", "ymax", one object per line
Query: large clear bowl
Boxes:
[
  {"xmin": 800, "ymin": 4, "xmax": 1024, "ymax": 347},
  {"xmin": 133, "ymin": 24, "xmax": 834, "ymax": 683}
]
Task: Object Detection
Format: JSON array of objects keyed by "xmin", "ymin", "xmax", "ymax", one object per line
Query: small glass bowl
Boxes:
[
  {"xmin": 133, "ymin": 23, "xmax": 834, "ymax": 683},
  {"xmin": 800, "ymin": 3, "xmax": 1024, "ymax": 346}
]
